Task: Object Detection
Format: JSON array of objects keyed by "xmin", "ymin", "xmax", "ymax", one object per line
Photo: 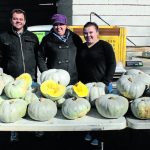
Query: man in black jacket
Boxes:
[
  {"xmin": 0, "ymin": 9, "xmax": 39, "ymax": 82},
  {"xmin": 0, "ymin": 8, "xmax": 40, "ymax": 142}
]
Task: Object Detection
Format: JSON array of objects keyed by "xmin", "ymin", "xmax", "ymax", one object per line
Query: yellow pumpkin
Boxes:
[
  {"xmin": 72, "ymin": 81, "xmax": 89, "ymax": 98},
  {"xmin": 40, "ymin": 80, "xmax": 66, "ymax": 101},
  {"xmin": 16, "ymin": 73, "xmax": 32, "ymax": 88}
]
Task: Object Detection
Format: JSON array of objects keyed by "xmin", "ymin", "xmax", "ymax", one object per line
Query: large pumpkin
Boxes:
[
  {"xmin": 28, "ymin": 98, "xmax": 57, "ymax": 121},
  {"xmin": 131, "ymin": 97, "xmax": 150, "ymax": 119},
  {"xmin": 40, "ymin": 69, "xmax": 70, "ymax": 86},
  {"xmin": 62, "ymin": 97, "xmax": 91, "ymax": 120},
  {"xmin": 95, "ymin": 94, "xmax": 129, "ymax": 118},
  {"xmin": 4, "ymin": 80, "xmax": 28, "ymax": 99},
  {"xmin": 116, "ymin": 74, "xmax": 146, "ymax": 99},
  {"xmin": 0, "ymin": 99, "xmax": 27, "ymax": 123},
  {"xmin": 125, "ymin": 69, "xmax": 150, "ymax": 86},
  {"xmin": 40, "ymin": 80, "xmax": 66, "ymax": 101}
]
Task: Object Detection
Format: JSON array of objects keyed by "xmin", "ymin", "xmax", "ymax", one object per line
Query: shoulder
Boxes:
[
  {"xmin": 0, "ymin": 31, "xmax": 10, "ymax": 41},
  {"xmin": 99, "ymin": 40, "xmax": 112, "ymax": 46},
  {"xmin": 25, "ymin": 30, "xmax": 38, "ymax": 39}
]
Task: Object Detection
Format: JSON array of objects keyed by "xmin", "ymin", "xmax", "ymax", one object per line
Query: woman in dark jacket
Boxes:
[{"xmin": 38, "ymin": 14, "xmax": 83, "ymax": 85}]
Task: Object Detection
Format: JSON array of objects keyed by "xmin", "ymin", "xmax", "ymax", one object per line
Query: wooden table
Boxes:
[
  {"xmin": 126, "ymin": 116, "xmax": 150, "ymax": 129},
  {"xmin": 0, "ymin": 109, "xmax": 126, "ymax": 131}
]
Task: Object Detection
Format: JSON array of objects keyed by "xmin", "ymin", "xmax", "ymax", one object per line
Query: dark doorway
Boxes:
[{"xmin": 0, "ymin": 0, "xmax": 57, "ymax": 32}]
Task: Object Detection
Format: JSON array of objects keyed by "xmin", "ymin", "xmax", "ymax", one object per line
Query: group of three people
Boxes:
[{"xmin": 0, "ymin": 8, "xmax": 116, "ymax": 144}]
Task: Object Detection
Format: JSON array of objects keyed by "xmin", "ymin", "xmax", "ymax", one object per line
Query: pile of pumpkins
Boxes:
[{"xmin": 0, "ymin": 68, "xmax": 150, "ymax": 123}]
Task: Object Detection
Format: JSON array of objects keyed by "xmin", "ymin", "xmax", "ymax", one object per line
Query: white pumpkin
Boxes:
[
  {"xmin": 0, "ymin": 99, "xmax": 27, "ymax": 123},
  {"xmin": 95, "ymin": 94, "xmax": 129, "ymax": 118},
  {"xmin": 116, "ymin": 74, "xmax": 146, "ymax": 99},
  {"xmin": 28, "ymin": 98, "xmax": 57, "ymax": 121},
  {"xmin": 86, "ymin": 82, "xmax": 106, "ymax": 106},
  {"xmin": 131, "ymin": 97, "xmax": 150, "ymax": 119},
  {"xmin": 40, "ymin": 69, "xmax": 70, "ymax": 86}
]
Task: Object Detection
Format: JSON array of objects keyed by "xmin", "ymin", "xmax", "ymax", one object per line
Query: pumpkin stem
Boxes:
[
  {"xmin": 128, "ymin": 77, "xmax": 132, "ymax": 82},
  {"xmin": 72, "ymin": 97, "xmax": 77, "ymax": 101},
  {"xmin": 108, "ymin": 97, "xmax": 115, "ymax": 100}
]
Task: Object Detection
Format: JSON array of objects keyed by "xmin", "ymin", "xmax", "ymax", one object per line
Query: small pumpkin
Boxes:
[
  {"xmin": 131, "ymin": 97, "xmax": 150, "ymax": 119},
  {"xmin": 86, "ymin": 82, "xmax": 106, "ymax": 106},
  {"xmin": 40, "ymin": 80, "xmax": 66, "ymax": 101},
  {"xmin": 67, "ymin": 81, "xmax": 89, "ymax": 98},
  {"xmin": 4, "ymin": 80, "xmax": 28, "ymax": 99},
  {"xmin": 0, "ymin": 80, "xmax": 5, "ymax": 95},
  {"xmin": 0, "ymin": 73, "xmax": 14, "ymax": 86},
  {"xmin": 28, "ymin": 97, "xmax": 57, "ymax": 121},
  {"xmin": 95, "ymin": 94, "xmax": 129, "ymax": 119},
  {"xmin": 24, "ymin": 91, "xmax": 39, "ymax": 104},
  {"xmin": 62, "ymin": 97, "xmax": 91, "ymax": 120},
  {"xmin": 40, "ymin": 69, "xmax": 70, "ymax": 86},
  {"xmin": 0, "ymin": 99, "xmax": 27, "ymax": 123},
  {"xmin": 16, "ymin": 73, "xmax": 32, "ymax": 88}
]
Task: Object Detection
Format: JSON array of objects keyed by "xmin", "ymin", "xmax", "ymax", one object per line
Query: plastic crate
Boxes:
[{"xmin": 69, "ymin": 26, "xmax": 127, "ymax": 66}]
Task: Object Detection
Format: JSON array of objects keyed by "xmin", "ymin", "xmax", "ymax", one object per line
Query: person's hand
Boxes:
[{"xmin": 107, "ymin": 82, "xmax": 113, "ymax": 93}]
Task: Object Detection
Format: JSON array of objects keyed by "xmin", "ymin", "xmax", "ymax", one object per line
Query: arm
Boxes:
[
  {"xmin": 37, "ymin": 38, "xmax": 48, "ymax": 73},
  {"xmin": 102, "ymin": 42, "xmax": 116, "ymax": 85}
]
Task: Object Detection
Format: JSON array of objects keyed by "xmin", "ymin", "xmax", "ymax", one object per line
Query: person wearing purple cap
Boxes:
[{"xmin": 38, "ymin": 13, "xmax": 83, "ymax": 85}]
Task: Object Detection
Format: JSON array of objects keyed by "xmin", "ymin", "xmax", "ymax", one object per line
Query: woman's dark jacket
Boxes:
[
  {"xmin": 38, "ymin": 28, "xmax": 83, "ymax": 85},
  {"xmin": 0, "ymin": 28, "xmax": 39, "ymax": 81}
]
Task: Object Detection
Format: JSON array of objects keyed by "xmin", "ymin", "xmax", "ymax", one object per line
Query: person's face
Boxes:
[
  {"xmin": 53, "ymin": 23, "xmax": 67, "ymax": 36},
  {"xmin": 11, "ymin": 12, "xmax": 26, "ymax": 32},
  {"xmin": 83, "ymin": 25, "xmax": 99, "ymax": 44}
]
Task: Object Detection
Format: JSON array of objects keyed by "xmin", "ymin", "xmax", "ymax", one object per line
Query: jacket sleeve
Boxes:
[
  {"xmin": 37, "ymin": 37, "xmax": 48, "ymax": 73},
  {"xmin": 102, "ymin": 42, "xmax": 116, "ymax": 85}
]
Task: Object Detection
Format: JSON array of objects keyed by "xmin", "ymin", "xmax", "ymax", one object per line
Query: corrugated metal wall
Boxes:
[{"xmin": 0, "ymin": 0, "xmax": 57, "ymax": 32}]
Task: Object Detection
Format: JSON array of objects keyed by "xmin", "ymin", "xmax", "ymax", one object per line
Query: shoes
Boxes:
[
  {"xmin": 35, "ymin": 131, "xmax": 44, "ymax": 138},
  {"xmin": 10, "ymin": 131, "xmax": 19, "ymax": 142},
  {"xmin": 84, "ymin": 133, "xmax": 92, "ymax": 141},
  {"xmin": 90, "ymin": 138, "xmax": 99, "ymax": 146}
]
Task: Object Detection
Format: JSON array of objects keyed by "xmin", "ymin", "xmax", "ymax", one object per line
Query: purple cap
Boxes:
[{"xmin": 51, "ymin": 14, "xmax": 67, "ymax": 25}]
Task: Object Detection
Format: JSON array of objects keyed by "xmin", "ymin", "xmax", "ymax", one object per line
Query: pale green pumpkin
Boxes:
[
  {"xmin": 95, "ymin": 94, "xmax": 129, "ymax": 119},
  {"xmin": 24, "ymin": 91, "xmax": 39, "ymax": 104},
  {"xmin": 0, "ymin": 80, "xmax": 5, "ymax": 95},
  {"xmin": 86, "ymin": 82, "xmax": 106, "ymax": 106},
  {"xmin": 131, "ymin": 97, "xmax": 150, "ymax": 119},
  {"xmin": 28, "ymin": 97, "xmax": 57, "ymax": 121},
  {"xmin": 62, "ymin": 97, "xmax": 91, "ymax": 120},
  {"xmin": 0, "ymin": 73, "xmax": 14, "ymax": 86},
  {"xmin": 116, "ymin": 75, "xmax": 146, "ymax": 99},
  {"xmin": 4, "ymin": 80, "xmax": 28, "ymax": 99},
  {"xmin": 0, "ymin": 99, "xmax": 27, "ymax": 123},
  {"xmin": 125, "ymin": 69, "xmax": 150, "ymax": 86}
]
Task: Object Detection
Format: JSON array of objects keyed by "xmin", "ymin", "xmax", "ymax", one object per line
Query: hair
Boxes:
[
  {"xmin": 83, "ymin": 22, "xmax": 99, "ymax": 32},
  {"xmin": 10, "ymin": 9, "xmax": 26, "ymax": 20}
]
